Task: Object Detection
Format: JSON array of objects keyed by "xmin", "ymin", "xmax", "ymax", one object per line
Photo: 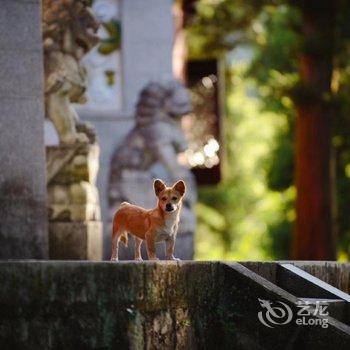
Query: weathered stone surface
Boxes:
[
  {"xmin": 0, "ymin": 0, "xmax": 47, "ymax": 258},
  {"xmin": 241, "ymin": 261, "xmax": 278, "ymax": 284},
  {"xmin": 241, "ymin": 261, "xmax": 350, "ymax": 327},
  {"xmin": 48, "ymin": 182, "xmax": 100, "ymax": 221},
  {"xmin": 0, "ymin": 0, "xmax": 43, "ymax": 51},
  {"xmin": 49, "ymin": 222, "xmax": 103, "ymax": 260},
  {"xmin": 47, "ymin": 142, "xmax": 102, "ymax": 260},
  {"xmin": 243, "ymin": 261, "xmax": 350, "ymax": 294},
  {"xmin": 0, "ymin": 262, "xmax": 349, "ymax": 349},
  {"xmin": 47, "ymin": 144, "xmax": 100, "ymax": 215},
  {"xmin": 47, "ymin": 144, "xmax": 100, "ymax": 185},
  {"xmin": 0, "ymin": 51, "xmax": 43, "ymax": 99},
  {"xmin": 0, "ymin": 261, "xmax": 218, "ymax": 349},
  {"xmin": 220, "ymin": 263, "xmax": 350, "ymax": 349},
  {"xmin": 294, "ymin": 261, "xmax": 350, "ymax": 294}
]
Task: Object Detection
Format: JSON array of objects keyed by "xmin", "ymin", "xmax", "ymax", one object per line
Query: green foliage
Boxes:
[
  {"xmin": 247, "ymin": 5, "xmax": 299, "ymax": 110},
  {"xmin": 246, "ymin": 5, "xmax": 297, "ymax": 259},
  {"xmin": 195, "ymin": 64, "xmax": 288, "ymax": 260},
  {"xmin": 187, "ymin": 0, "xmax": 265, "ymax": 59},
  {"xmin": 266, "ymin": 128, "xmax": 294, "ymax": 192},
  {"xmin": 248, "ymin": 4, "xmax": 297, "ymax": 200},
  {"xmin": 192, "ymin": 3, "xmax": 297, "ymax": 260},
  {"xmin": 332, "ymin": 69, "xmax": 350, "ymax": 260},
  {"xmin": 192, "ymin": 0, "xmax": 350, "ymax": 261},
  {"xmin": 248, "ymin": 5, "xmax": 300, "ymax": 79}
]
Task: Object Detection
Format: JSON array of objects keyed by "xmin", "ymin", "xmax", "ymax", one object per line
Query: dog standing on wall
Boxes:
[{"xmin": 110, "ymin": 179, "xmax": 186, "ymax": 261}]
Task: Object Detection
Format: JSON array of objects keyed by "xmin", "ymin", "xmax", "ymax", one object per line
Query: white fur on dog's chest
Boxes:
[{"xmin": 154, "ymin": 217, "xmax": 177, "ymax": 242}]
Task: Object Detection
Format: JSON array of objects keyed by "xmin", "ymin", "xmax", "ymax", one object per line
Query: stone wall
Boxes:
[
  {"xmin": 0, "ymin": 261, "xmax": 349, "ymax": 349},
  {"xmin": 0, "ymin": 261, "xmax": 219, "ymax": 349}
]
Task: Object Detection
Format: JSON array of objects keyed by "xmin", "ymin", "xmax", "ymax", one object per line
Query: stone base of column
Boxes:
[
  {"xmin": 47, "ymin": 142, "xmax": 103, "ymax": 260},
  {"xmin": 49, "ymin": 221, "xmax": 103, "ymax": 260}
]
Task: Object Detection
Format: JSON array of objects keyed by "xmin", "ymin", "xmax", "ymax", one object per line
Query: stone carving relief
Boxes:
[{"xmin": 43, "ymin": 0, "xmax": 99, "ymax": 145}]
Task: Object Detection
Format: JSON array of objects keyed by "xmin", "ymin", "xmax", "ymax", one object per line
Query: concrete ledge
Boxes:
[{"xmin": 0, "ymin": 261, "xmax": 350, "ymax": 349}]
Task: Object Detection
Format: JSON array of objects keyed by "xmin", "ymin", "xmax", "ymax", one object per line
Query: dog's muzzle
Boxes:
[{"xmin": 166, "ymin": 203, "xmax": 174, "ymax": 212}]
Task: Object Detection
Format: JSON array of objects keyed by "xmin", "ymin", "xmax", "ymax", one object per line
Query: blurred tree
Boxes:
[
  {"xmin": 247, "ymin": 4, "xmax": 299, "ymax": 259},
  {"xmin": 187, "ymin": 0, "xmax": 265, "ymax": 59},
  {"xmin": 252, "ymin": 0, "xmax": 350, "ymax": 260},
  {"xmin": 290, "ymin": 1, "xmax": 335, "ymax": 260}
]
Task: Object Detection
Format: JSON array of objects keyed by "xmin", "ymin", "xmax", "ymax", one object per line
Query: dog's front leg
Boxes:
[
  {"xmin": 166, "ymin": 237, "xmax": 179, "ymax": 260},
  {"xmin": 145, "ymin": 232, "xmax": 158, "ymax": 260}
]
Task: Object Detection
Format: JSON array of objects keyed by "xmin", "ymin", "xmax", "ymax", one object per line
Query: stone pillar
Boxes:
[
  {"xmin": 47, "ymin": 143, "xmax": 103, "ymax": 260},
  {"xmin": 0, "ymin": 0, "xmax": 48, "ymax": 258},
  {"xmin": 120, "ymin": 0, "xmax": 174, "ymax": 114}
]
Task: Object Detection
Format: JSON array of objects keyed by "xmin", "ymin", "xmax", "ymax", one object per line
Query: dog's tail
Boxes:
[{"xmin": 112, "ymin": 214, "xmax": 128, "ymax": 247}]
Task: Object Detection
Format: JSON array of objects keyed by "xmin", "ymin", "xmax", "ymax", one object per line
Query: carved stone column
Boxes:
[{"xmin": 43, "ymin": 0, "xmax": 103, "ymax": 260}]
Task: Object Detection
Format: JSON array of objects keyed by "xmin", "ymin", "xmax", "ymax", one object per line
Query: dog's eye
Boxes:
[
  {"xmin": 161, "ymin": 196, "xmax": 167, "ymax": 201},
  {"xmin": 172, "ymin": 196, "xmax": 178, "ymax": 201}
]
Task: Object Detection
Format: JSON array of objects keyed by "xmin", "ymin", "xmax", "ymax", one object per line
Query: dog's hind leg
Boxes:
[
  {"xmin": 111, "ymin": 232, "xmax": 121, "ymax": 261},
  {"xmin": 134, "ymin": 237, "xmax": 143, "ymax": 261},
  {"xmin": 111, "ymin": 218, "xmax": 124, "ymax": 261}
]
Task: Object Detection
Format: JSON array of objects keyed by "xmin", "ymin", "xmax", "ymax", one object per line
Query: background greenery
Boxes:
[{"xmin": 189, "ymin": 0, "xmax": 350, "ymax": 261}]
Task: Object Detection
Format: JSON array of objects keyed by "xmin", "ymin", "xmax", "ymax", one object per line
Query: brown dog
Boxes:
[{"xmin": 110, "ymin": 179, "xmax": 185, "ymax": 261}]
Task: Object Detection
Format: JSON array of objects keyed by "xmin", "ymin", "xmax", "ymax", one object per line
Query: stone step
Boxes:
[
  {"xmin": 241, "ymin": 261, "xmax": 350, "ymax": 326},
  {"xmin": 278, "ymin": 263, "xmax": 350, "ymax": 302}
]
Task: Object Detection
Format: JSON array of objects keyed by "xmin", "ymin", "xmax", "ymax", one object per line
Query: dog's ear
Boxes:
[
  {"xmin": 173, "ymin": 180, "xmax": 186, "ymax": 196},
  {"xmin": 154, "ymin": 179, "xmax": 166, "ymax": 196}
]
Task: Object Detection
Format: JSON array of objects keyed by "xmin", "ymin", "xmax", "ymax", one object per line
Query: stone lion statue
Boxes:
[
  {"xmin": 43, "ymin": 0, "xmax": 99, "ymax": 144},
  {"xmin": 109, "ymin": 80, "xmax": 197, "ymax": 259}
]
